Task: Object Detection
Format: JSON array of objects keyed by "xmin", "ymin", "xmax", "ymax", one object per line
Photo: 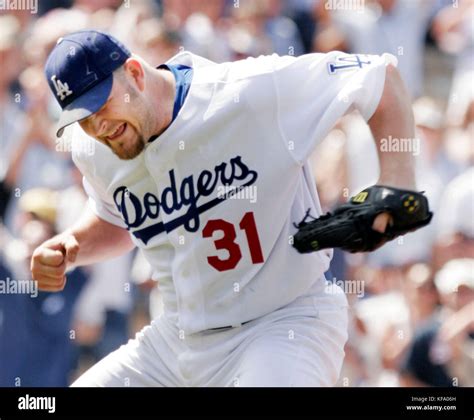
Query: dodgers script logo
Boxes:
[{"xmin": 113, "ymin": 155, "xmax": 258, "ymax": 244}]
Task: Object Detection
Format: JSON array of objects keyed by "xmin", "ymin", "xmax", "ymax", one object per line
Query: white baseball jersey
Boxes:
[{"xmin": 71, "ymin": 50, "xmax": 395, "ymax": 334}]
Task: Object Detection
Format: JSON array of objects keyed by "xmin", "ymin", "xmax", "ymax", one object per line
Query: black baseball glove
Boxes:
[{"xmin": 292, "ymin": 185, "xmax": 433, "ymax": 254}]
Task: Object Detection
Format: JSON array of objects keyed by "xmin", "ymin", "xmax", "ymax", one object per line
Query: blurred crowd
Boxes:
[{"xmin": 0, "ymin": 0, "xmax": 472, "ymax": 387}]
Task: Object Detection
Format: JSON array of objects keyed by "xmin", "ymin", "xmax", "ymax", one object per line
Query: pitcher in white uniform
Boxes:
[{"xmin": 31, "ymin": 30, "xmax": 417, "ymax": 386}]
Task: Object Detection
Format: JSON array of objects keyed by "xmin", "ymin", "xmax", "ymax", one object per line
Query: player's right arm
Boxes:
[{"xmin": 31, "ymin": 206, "xmax": 134, "ymax": 292}]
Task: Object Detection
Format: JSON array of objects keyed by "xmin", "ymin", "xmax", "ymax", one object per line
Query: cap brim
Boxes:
[{"xmin": 56, "ymin": 75, "xmax": 113, "ymax": 137}]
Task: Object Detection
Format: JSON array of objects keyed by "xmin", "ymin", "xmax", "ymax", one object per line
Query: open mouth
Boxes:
[{"xmin": 107, "ymin": 123, "xmax": 126, "ymax": 141}]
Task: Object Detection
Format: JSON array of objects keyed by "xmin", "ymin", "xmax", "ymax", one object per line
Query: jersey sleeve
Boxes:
[
  {"xmin": 82, "ymin": 176, "xmax": 126, "ymax": 228},
  {"xmin": 272, "ymin": 51, "xmax": 397, "ymax": 163}
]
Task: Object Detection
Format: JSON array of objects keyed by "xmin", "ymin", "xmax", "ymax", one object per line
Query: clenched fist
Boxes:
[{"xmin": 30, "ymin": 233, "xmax": 80, "ymax": 291}]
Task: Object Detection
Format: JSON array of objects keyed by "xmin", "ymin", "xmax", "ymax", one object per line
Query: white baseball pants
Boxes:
[{"xmin": 71, "ymin": 281, "xmax": 348, "ymax": 387}]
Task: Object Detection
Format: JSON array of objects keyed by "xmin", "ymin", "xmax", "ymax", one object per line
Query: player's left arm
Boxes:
[{"xmin": 368, "ymin": 63, "xmax": 416, "ymax": 232}]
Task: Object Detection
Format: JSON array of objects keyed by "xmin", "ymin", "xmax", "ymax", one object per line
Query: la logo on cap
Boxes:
[{"xmin": 50, "ymin": 75, "xmax": 73, "ymax": 101}]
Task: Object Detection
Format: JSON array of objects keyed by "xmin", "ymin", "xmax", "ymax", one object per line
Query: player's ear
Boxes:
[{"xmin": 123, "ymin": 58, "xmax": 145, "ymax": 92}]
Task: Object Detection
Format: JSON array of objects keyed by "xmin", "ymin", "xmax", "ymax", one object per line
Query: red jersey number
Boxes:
[{"xmin": 202, "ymin": 212, "xmax": 264, "ymax": 272}]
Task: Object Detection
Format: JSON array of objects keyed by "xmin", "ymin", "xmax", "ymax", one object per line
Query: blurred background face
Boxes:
[
  {"xmin": 192, "ymin": 0, "xmax": 226, "ymax": 23},
  {"xmin": 435, "ymin": 234, "xmax": 474, "ymax": 270},
  {"xmin": 374, "ymin": 0, "xmax": 397, "ymax": 13},
  {"xmin": 0, "ymin": 47, "xmax": 20, "ymax": 93},
  {"xmin": 21, "ymin": 218, "xmax": 55, "ymax": 263},
  {"xmin": 455, "ymin": 285, "xmax": 474, "ymax": 309},
  {"xmin": 0, "ymin": 16, "xmax": 22, "ymax": 94},
  {"xmin": 405, "ymin": 263, "xmax": 439, "ymax": 322},
  {"xmin": 74, "ymin": 0, "xmax": 122, "ymax": 12}
]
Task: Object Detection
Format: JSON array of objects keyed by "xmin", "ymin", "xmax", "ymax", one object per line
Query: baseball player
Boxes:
[{"xmin": 31, "ymin": 30, "xmax": 431, "ymax": 387}]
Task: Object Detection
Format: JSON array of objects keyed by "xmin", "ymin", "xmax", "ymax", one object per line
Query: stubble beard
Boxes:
[
  {"xmin": 111, "ymin": 134, "xmax": 145, "ymax": 160},
  {"xmin": 109, "ymin": 97, "xmax": 157, "ymax": 160}
]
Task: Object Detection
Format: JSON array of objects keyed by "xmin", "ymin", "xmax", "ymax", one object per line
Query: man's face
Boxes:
[
  {"xmin": 79, "ymin": 71, "xmax": 147, "ymax": 160},
  {"xmin": 455, "ymin": 285, "xmax": 474, "ymax": 310}
]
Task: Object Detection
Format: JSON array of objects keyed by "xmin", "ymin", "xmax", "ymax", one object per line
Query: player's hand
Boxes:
[
  {"xmin": 30, "ymin": 233, "xmax": 79, "ymax": 292},
  {"xmin": 372, "ymin": 212, "xmax": 393, "ymax": 233}
]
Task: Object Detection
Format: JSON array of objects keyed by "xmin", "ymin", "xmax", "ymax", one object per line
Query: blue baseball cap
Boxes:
[{"xmin": 45, "ymin": 30, "xmax": 131, "ymax": 137}]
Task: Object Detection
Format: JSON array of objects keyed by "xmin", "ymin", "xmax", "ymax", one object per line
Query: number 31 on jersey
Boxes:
[{"xmin": 203, "ymin": 212, "xmax": 264, "ymax": 272}]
